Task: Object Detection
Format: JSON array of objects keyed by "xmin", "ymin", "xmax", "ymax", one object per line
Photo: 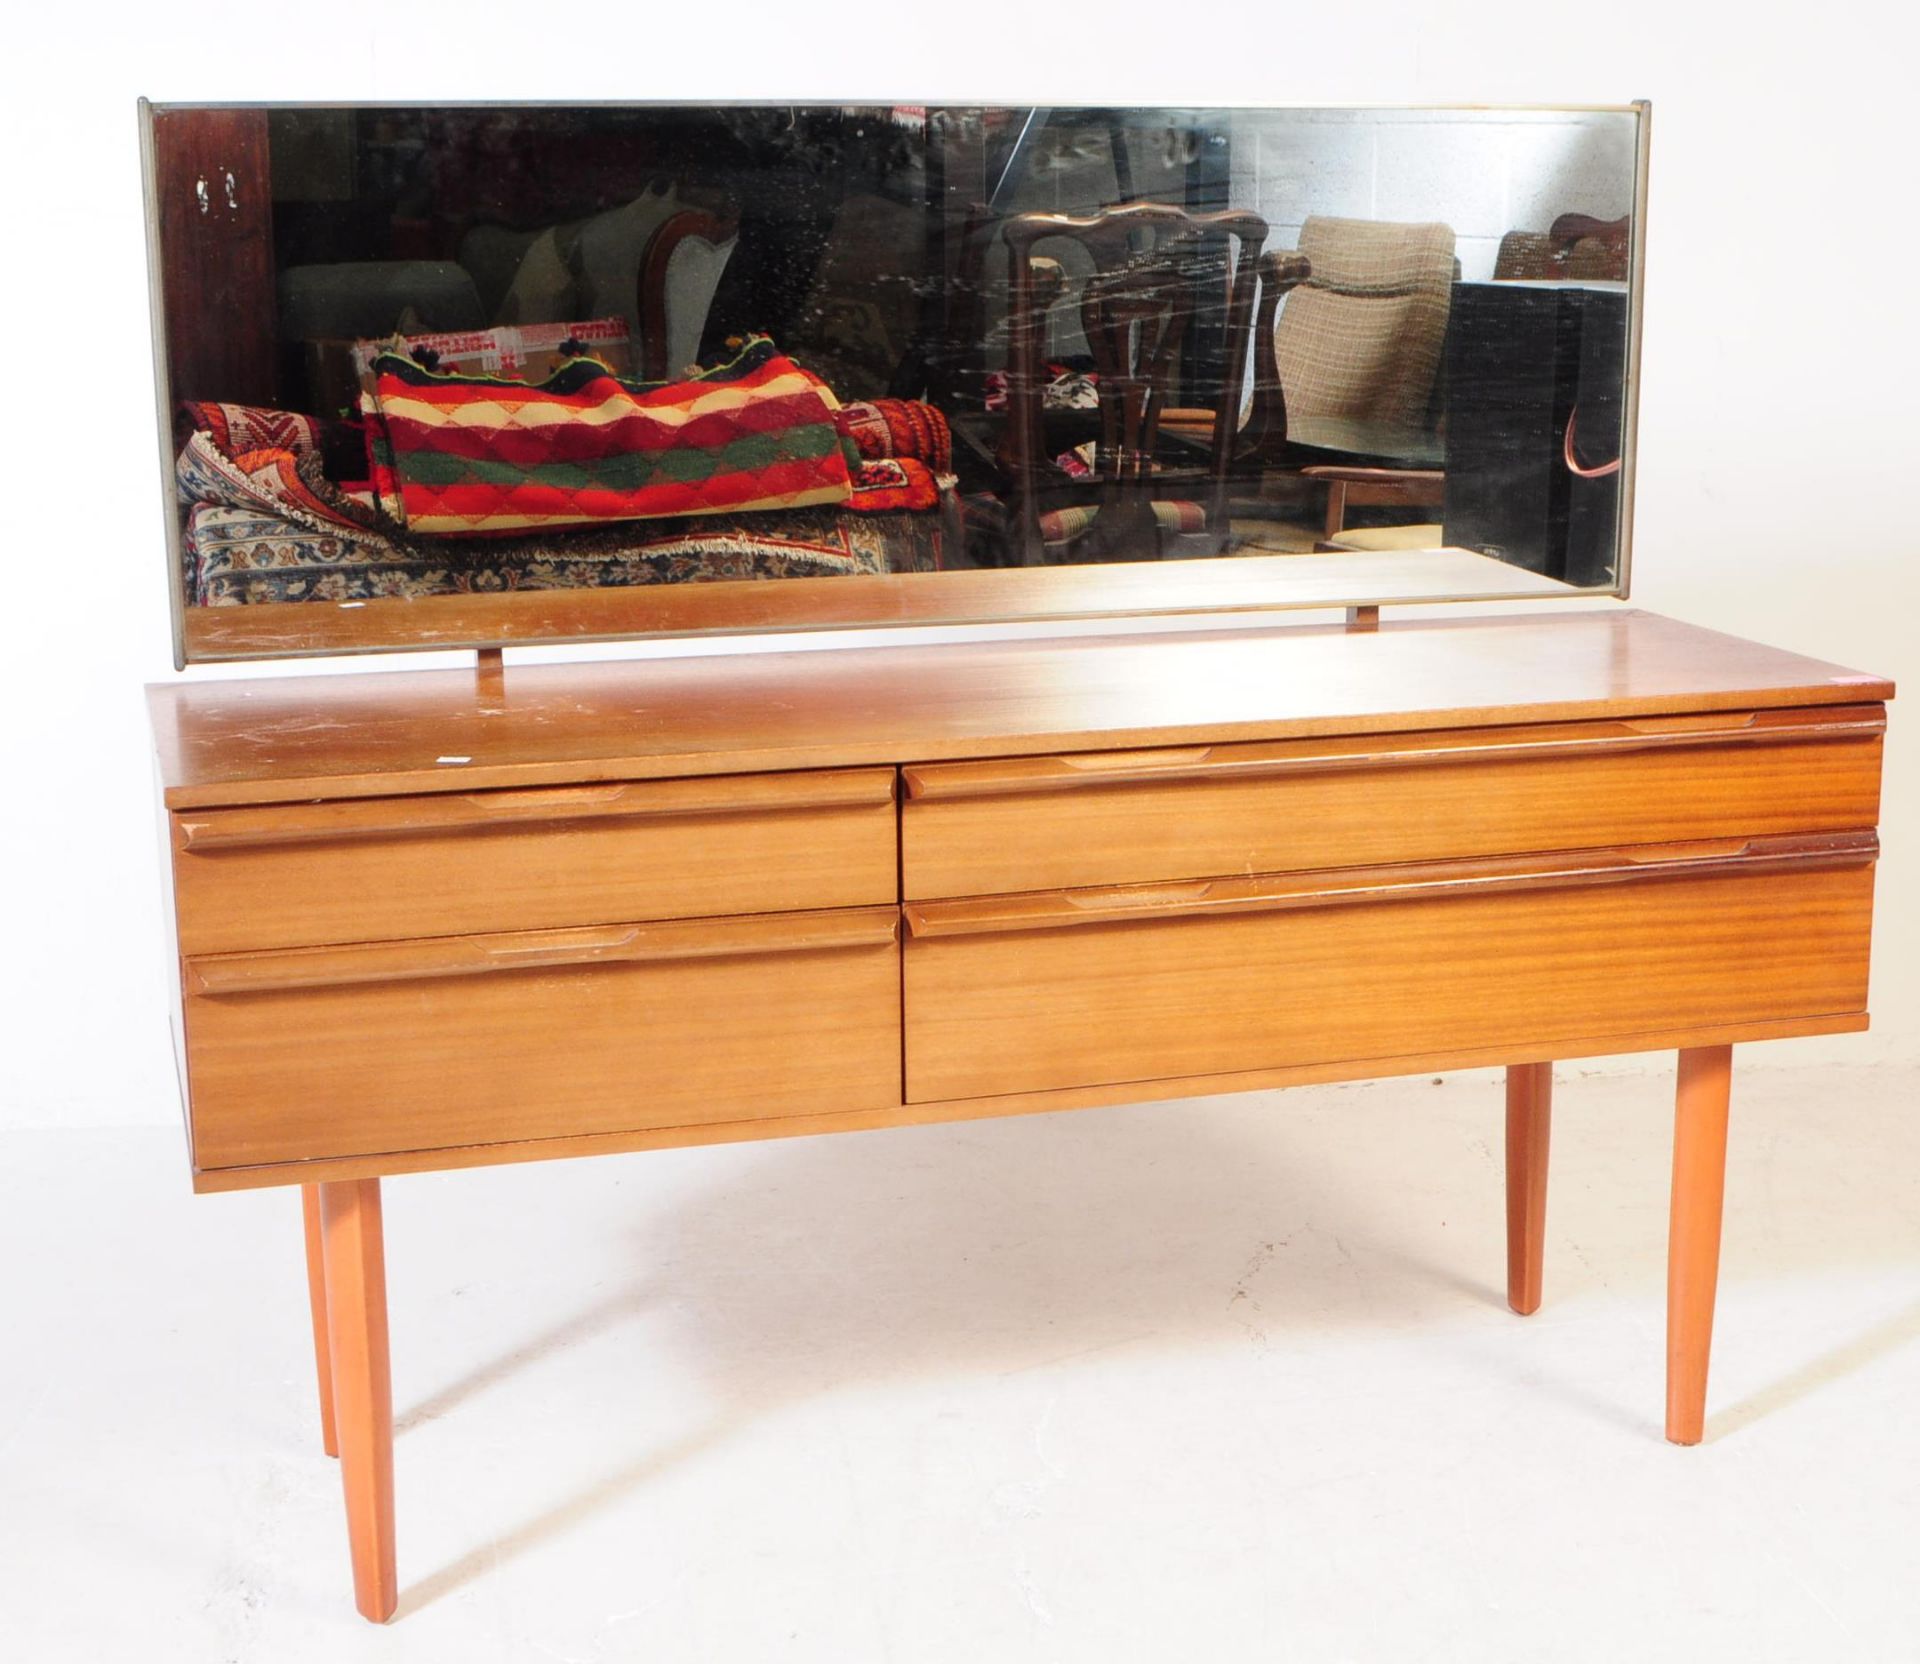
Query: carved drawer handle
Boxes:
[
  {"xmin": 178, "ymin": 768, "xmax": 895, "ymax": 850},
  {"xmin": 1061, "ymin": 746, "xmax": 1215, "ymax": 773},
  {"xmin": 1064, "ymin": 880, "xmax": 1216, "ymax": 910},
  {"xmin": 458, "ymin": 785, "xmax": 633, "ymax": 815},
  {"xmin": 901, "ymin": 833, "xmax": 1878, "ymax": 939},
  {"xmin": 1617, "ymin": 838, "xmax": 1751, "ymax": 863},
  {"xmin": 901, "ymin": 707, "xmax": 1886, "ymax": 801},
  {"xmin": 188, "ymin": 908, "xmax": 901, "ymax": 995},
  {"xmin": 484, "ymin": 925, "xmax": 643, "ymax": 964}
]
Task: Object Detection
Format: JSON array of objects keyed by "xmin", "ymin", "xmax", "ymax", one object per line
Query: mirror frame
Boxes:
[{"xmin": 142, "ymin": 99, "xmax": 1651, "ymax": 666}]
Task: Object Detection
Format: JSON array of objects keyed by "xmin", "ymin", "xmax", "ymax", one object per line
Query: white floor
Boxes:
[{"xmin": 4, "ymin": 1064, "xmax": 1918, "ymax": 1663}]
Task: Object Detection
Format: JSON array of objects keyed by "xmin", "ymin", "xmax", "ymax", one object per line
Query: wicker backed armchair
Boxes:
[{"xmin": 1241, "ymin": 214, "xmax": 1457, "ymax": 461}]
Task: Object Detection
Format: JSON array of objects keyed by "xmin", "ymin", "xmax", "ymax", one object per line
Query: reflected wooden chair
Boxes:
[
  {"xmin": 636, "ymin": 206, "xmax": 739, "ymax": 380},
  {"xmin": 1001, "ymin": 201, "xmax": 1268, "ymax": 566},
  {"xmin": 1494, "ymin": 213, "xmax": 1631, "ymax": 284},
  {"xmin": 1305, "ymin": 463, "xmax": 1447, "ymax": 550}
]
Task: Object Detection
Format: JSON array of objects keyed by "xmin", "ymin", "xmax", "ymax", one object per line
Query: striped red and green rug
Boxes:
[{"xmin": 364, "ymin": 335, "xmax": 856, "ymax": 536}]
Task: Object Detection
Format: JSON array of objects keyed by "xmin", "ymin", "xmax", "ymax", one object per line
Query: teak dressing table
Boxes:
[
  {"xmin": 149, "ymin": 609, "xmax": 1891, "ymax": 1621},
  {"xmin": 139, "ymin": 98, "xmax": 1890, "ymax": 1625}
]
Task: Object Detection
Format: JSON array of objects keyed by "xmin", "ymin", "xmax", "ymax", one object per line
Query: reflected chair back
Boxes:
[
  {"xmin": 1002, "ymin": 201, "xmax": 1268, "ymax": 565},
  {"xmin": 1260, "ymin": 216, "xmax": 1458, "ymax": 435}
]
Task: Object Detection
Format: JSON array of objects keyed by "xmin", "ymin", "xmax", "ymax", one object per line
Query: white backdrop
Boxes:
[{"xmin": 1, "ymin": 1, "xmax": 1912, "ymax": 1131}]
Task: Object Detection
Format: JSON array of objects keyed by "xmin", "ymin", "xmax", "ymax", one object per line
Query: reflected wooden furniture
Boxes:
[
  {"xmin": 1001, "ymin": 202, "xmax": 1269, "ymax": 564},
  {"xmin": 1304, "ymin": 462, "xmax": 1448, "ymax": 546},
  {"xmin": 149, "ymin": 608, "xmax": 1890, "ymax": 1620},
  {"xmin": 1496, "ymin": 212, "xmax": 1633, "ymax": 283},
  {"xmin": 1241, "ymin": 216, "xmax": 1456, "ymax": 460},
  {"xmin": 1232, "ymin": 220, "xmax": 1457, "ymax": 540},
  {"xmin": 1166, "ymin": 226, "xmax": 1457, "ymax": 537},
  {"xmin": 635, "ymin": 205, "xmax": 739, "ymax": 380}
]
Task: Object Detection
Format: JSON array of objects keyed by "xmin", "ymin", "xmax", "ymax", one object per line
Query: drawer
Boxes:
[
  {"xmin": 902, "ymin": 835, "xmax": 1877, "ymax": 1102},
  {"xmin": 183, "ymin": 906, "xmax": 902, "ymax": 1168},
  {"xmin": 172, "ymin": 767, "xmax": 897, "ymax": 954},
  {"xmin": 901, "ymin": 706, "xmax": 1885, "ymax": 899}
]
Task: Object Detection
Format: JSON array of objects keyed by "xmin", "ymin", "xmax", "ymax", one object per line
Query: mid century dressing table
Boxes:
[{"xmin": 142, "ymin": 101, "xmax": 1893, "ymax": 1623}]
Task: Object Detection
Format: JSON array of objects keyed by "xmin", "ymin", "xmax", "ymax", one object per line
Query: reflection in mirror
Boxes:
[{"xmin": 145, "ymin": 103, "xmax": 1643, "ymax": 658}]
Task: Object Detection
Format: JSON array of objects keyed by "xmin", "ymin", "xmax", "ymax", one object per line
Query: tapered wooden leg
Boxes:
[
  {"xmin": 318, "ymin": 1178, "xmax": 397, "ymax": 1622},
  {"xmin": 300, "ymin": 1185, "xmax": 340, "ymax": 1458},
  {"xmin": 1667, "ymin": 1045, "xmax": 1733, "ymax": 1445},
  {"xmin": 1505, "ymin": 1062, "xmax": 1553, "ymax": 1315}
]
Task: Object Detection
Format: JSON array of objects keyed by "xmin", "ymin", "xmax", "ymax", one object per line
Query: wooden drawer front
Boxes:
[
  {"xmin": 173, "ymin": 767, "xmax": 897, "ymax": 954},
  {"xmin": 903, "ymin": 836, "xmax": 1877, "ymax": 1103},
  {"xmin": 184, "ymin": 908, "xmax": 902, "ymax": 1169},
  {"xmin": 901, "ymin": 706, "xmax": 1884, "ymax": 899}
]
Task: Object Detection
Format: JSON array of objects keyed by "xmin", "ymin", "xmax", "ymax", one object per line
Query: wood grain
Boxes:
[
  {"xmin": 902, "ymin": 857, "xmax": 1874, "ymax": 1103},
  {"xmin": 150, "ymin": 611, "xmax": 1894, "ymax": 809},
  {"xmin": 173, "ymin": 767, "xmax": 896, "ymax": 954},
  {"xmin": 184, "ymin": 908, "xmax": 903, "ymax": 1168},
  {"xmin": 176, "ymin": 549, "xmax": 1583, "ymax": 664},
  {"xmin": 186, "ymin": 1013, "xmax": 1869, "ymax": 1194},
  {"xmin": 903, "ymin": 712, "xmax": 1884, "ymax": 897},
  {"xmin": 901, "ymin": 706, "xmax": 1886, "ymax": 797},
  {"xmin": 176, "ymin": 768, "xmax": 893, "ymax": 848},
  {"xmin": 147, "ymin": 106, "xmax": 276, "ymax": 409},
  {"xmin": 1505, "ymin": 1063, "xmax": 1553, "ymax": 1316},
  {"xmin": 1667, "ymin": 1044, "xmax": 1733, "ymax": 1444},
  {"xmin": 901, "ymin": 833, "xmax": 1877, "ymax": 936},
  {"xmin": 318, "ymin": 1178, "xmax": 395, "ymax": 1623},
  {"xmin": 300, "ymin": 1184, "xmax": 339, "ymax": 1457},
  {"xmin": 186, "ymin": 908, "xmax": 902, "ymax": 996}
]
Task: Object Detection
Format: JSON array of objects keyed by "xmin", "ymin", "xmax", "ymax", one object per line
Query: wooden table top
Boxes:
[{"xmin": 150, "ymin": 608, "xmax": 1894, "ymax": 808}]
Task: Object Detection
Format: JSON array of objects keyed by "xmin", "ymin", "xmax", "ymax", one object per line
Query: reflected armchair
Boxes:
[
  {"xmin": 1163, "ymin": 215, "xmax": 1457, "ymax": 542},
  {"xmin": 1241, "ymin": 214, "xmax": 1457, "ymax": 461}
]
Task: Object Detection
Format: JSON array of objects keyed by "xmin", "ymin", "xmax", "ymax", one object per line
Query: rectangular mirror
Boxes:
[{"xmin": 142, "ymin": 101, "xmax": 1647, "ymax": 663}]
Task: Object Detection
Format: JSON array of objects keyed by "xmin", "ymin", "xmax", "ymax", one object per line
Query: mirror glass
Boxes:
[{"xmin": 145, "ymin": 102, "xmax": 1644, "ymax": 661}]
